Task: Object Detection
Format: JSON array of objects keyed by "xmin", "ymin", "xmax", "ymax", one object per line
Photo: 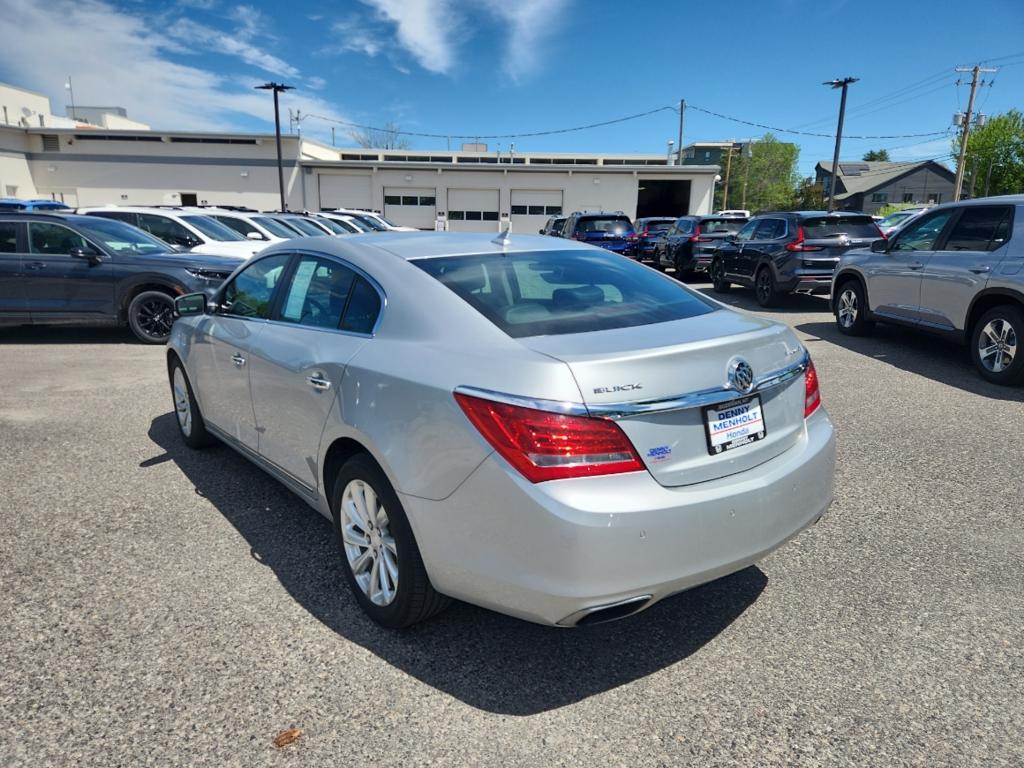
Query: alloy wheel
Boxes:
[
  {"xmin": 977, "ymin": 318, "xmax": 1018, "ymax": 373},
  {"xmin": 172, "ymin": 367, "xmax": 192, "ymax": 437},
  {"xmin": 136, "ymin": 296, "xmax": 174, "ymax": 339},
  {"xmin": 340, "ymin": 479, "xmax": 399, "ymax": 606},
  {"xmin": 756, "ymin": 270, "xmax": 772, "ymax": 302},
  {"xmin": 837, "ymin": 288, "xmax": 858, "ymax": 328}
]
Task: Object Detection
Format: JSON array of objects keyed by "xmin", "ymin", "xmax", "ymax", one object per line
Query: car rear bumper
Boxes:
[
  {"xmin": 780, "ymin": 272, "xmax": 835, "ymax": 294},
  {"xmin": 402, "ymin": 408, "xmax": 835, "ymax": 626}
]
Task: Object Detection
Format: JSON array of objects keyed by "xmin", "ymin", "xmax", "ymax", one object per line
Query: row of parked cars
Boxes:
[
  {"xmin": 540, "ymin": 198, "xmax": 1023, "ymax": 385},
  {"xmin": 0, "ymin": 205, "xmax": 414, "ymax": 344}
]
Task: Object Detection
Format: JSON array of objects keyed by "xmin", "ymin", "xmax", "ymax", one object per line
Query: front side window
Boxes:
[
  {"xmin": 28, "ymin": 222, "xmax": 92, "ymax": 255},
  {"xmin": 137, "ymin": 213, "xmax": 200, "ymax": 248},
  {"xmin": 735, "ymin": 220, "xmax": 759, "ymax": 242},
  {"xmin": 942, "ymin": 206, "xmax": 1013, "ymax": 252},
  {"xmin": 0, "ymin": 222, "xmax": 19, "ymax": 252},
  {"xmin": 414, "ymin": 249, "xmax": 716, "ymax": 338},
  {"xmin": 220, "ymin": 254, "xmax": 291, "ymax": 319},
  {"xmin": 280, "ymin": 256, "xmax": 355, "ymax": 329},
  {"xmin": 891, "ymin": 210, "xmax": 955, "ymax": 252}
]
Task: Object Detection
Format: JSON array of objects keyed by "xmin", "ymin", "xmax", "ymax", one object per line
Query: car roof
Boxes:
[{"xmin": 0, "ymin": 211, "xmax": 104, "ymax": 226}]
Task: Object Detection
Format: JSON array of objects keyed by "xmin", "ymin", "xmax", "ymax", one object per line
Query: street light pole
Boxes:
[
  {"xmin": 255, "ymin": 82, "xmax": 294, "ymax": 211},
  {"xmin": 65, "ymin": 77, "xmax": 76, "ymax": 121},
  {"xmin": 823, "ymin": 77, "xmax": 858, "ymax": 213}
]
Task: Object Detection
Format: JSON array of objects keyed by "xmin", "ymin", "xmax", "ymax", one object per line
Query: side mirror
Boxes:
[
  {"xmin": 69, "ymin": 246, "xmax": 102, "ymax": 265},
  {"xmin": 724, "ymin": 235, "xmax": 737, "ymax": 244},
  {"xmin": 538, "ymin": 229, "xmax": 545, "ymax": 234},
  {"xmin": 870, "ymin": 238, "xmax": 889, "ymax": 253},
  {"xmin": 246, "ymin": 231, "xmax": 267, "ymax": 241},
  {"xmin": 174, "ymin": 292, "xmax": 209, "ymax": 317}
]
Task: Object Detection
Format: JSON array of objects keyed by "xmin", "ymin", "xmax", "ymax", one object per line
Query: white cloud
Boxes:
[
  {"xmin": 0, "ymin": 0, "xmax": 348, "ymax": 139},
  {"xmin": 359, "ymin": 0, "xmax": 457, "ymax": 75},
  {"xmin": 481, "ymin": 0, "xmax": 570, "ymax": 81},
  {"xmin": 167, "ymin": 17, "xmax": 299, "ymax": 78},
  {"xmin": 228, "ymin": 4, "xmax": 265, "ymax": 40},
  {"xmin": 328, "ymin": 18, "xmax": 385, "ymax": 58}
]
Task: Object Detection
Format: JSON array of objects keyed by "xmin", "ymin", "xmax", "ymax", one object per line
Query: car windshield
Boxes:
[
  {"xmin": 313, "ymin": 217, "xmax": 349, "ymax": 234},
  {"xmin": 373, "ymin": 214, "xmax": 401, "ymax": 228},
  {"xmin": 578, "ymin": 217, "xmax": 634, "ymax": 235},
  {"xmin": 180, "ymin": 215, "xmax": 246, "ymax": 241},
  {"xmin": 702, "ymin": 218, "xmax": 748, "ymax": 234},
  {"xmin": 414, "ymin": 249, "xmax": 716, "ymax": 338},
  {"xmin": 879, "ymin": 212, "xmax": 914, "ymax": 228},
  {"xmin": 78, "ymin": 217, "xmax": 171, "ymax": 255},
  {"xmin": 351, "ymin": 214, "xmax": 388, "ymax": 231},
  {"xmin": 252, "ymin": 216, "xmax": 300, "ymax": 238},
  {"xmin": 802, "ymin": 216, "xmax": 880, "ymax": 239},
  {"xmin": 284, "ymin": 217, "xmax": 328, "ymax": 236}
]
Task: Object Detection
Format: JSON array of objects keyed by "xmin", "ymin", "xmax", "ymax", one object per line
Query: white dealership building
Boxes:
[{"xmin": 1, "ymin": 83, "xmax": 719, "ymax": 232}]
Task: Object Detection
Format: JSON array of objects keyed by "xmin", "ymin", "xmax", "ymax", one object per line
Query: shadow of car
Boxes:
[{"xmin": 145, "ymin": 412, "xmax": 768, "ymax": 715}]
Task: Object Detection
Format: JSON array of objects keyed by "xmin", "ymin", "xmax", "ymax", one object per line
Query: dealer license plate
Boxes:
[{"xmin": 704, "ymin": 395, "xmax": 766, "ymax": 455}]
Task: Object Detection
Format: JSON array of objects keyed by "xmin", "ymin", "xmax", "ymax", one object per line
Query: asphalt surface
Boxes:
[{"xmin": 2, "ymin": 285, "xmax": 1023, "ymax": 767}]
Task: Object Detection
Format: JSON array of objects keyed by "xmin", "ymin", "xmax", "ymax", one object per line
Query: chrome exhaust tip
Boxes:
[{"xmin": 559, "ymin": 595, "xmax": 653, "ymax": 627}]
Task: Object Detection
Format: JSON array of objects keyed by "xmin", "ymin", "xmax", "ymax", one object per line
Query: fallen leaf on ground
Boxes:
[{"xmin": 273, "ymin": 728, "xmax": 303, "ymax": 749}]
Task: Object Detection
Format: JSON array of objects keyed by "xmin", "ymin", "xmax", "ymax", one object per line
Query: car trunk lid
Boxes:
[{"xmin": 521, "ymin": 309, "xmax": 809, "ymax": 486}]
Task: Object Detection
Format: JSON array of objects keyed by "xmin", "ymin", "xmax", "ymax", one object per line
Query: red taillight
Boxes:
[
  {"xmin": 804, "ymin": 358, "xmax": 821, "ymax": 418},
  {"xmin": 454, "ymin": 392, "xmax": 645, "ymax": 483},
  {"xmin": 786, "ymin": 225, "xmax": 823, "ymax": 252}
]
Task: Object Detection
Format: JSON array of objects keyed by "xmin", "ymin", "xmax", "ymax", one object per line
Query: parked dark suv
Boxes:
[
  {"xmin": 633, "ymin": 217, "xmax": 677, "ymax": 264},
  {"xmin": 0, "ymin": 213, "xmax": 238, "ymax": 343},
  {"xmin": 710, "ymin": 211, "xmax": 882, "ymax": 306},
  {"xmin": 561, "ymin": 211, "xmax": 636, "ymax": 256},
  {"xmin": 656, "ymin": 214, "xmax": 749, "ymax": 278}
]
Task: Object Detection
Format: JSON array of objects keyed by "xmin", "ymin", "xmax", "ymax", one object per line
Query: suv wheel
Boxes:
[
  {"xmin": 755, "ymin": 267, "xmax": 780, "ymax": 308},
  {"xmin": 711, "ymin": 258, "xmax": 731, "ymax": 293},
  {"xmin": 971, "ymin": 305, "xmax": 1024, "ymax": 385},
  {"xmin": 332, "ymin": 454, "xmax": 450, "ymax": 628},
  {"xmin": 835, "ymin": 279, "xmax": 874, "ymax": 336},
  {"xmin": 128, "ymin": 290, "xmax": 176, "ymax": 344},
  {"xmin": 674, "ymin": 255, "xmax": 693, "ymax": 282}
]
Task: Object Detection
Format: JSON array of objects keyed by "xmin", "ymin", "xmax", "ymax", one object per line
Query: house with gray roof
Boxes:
[{"xmin": 814, "ymin": 159, "xmax": 955, "ymax": 214}]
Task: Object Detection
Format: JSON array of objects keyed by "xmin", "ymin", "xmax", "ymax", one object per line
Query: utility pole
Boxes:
[
  {"xmin": 953, "ymin": 65, "xmax": 997, "ymax": 201},
  {"xmin": 255, "ymin": 82, "xmax": 294, "ymax": 212},
  {"xmin": 984, "ymin": 157, "xmax": 997, "ymax": 196},
  {"xmin": 740, "ymin": 141, "xmax": 753, "ymax": 210},
  {"xmin": 721, "ymin": 143, "xmax": 735, "ymax": 210},
  {"xmin": 331, "ymin": 126, "xmax": 336, "ymax": 146},
  {"xmin": 64, "ymin": 77, "xmax": 76, "ymax": 121},
  {"xmin": 677, "ymin": 99, "xmax": 685, "ymax": 165},
  {"xmin": 824, "ymin": 77, "xmax": 858, "ymax": 213}
]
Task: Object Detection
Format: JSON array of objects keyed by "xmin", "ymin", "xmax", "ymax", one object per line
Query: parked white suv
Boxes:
[
  {"xmin": 77, "ymin": 206, "xmax": 266, "ymax": 259},
  {"xmin": 331, "ymin": 208, "xmax": 418, "ymax": 232},
  {"xmin": 189, "ymin": 208, "xmax": 302, "ymax": 243}
]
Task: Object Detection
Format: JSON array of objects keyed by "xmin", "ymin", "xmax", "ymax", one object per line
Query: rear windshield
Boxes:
[
  {"xmin": 414, "ymin": 250, "xmax": 716, "ymax": 338},
  {"xmin": 802, "ymin": 216, "xmax": 879, "ymax": 239},
  {"xmin": 577, "ymin": 216, "xmax": 634, "ymax": 235},
  {"xmin": 701, "ymin": 218, "xmax": 747, "ymax": 233},
  {"xmin": 642, "ymin": 221, "xmax": 674, "ymax": 233}
]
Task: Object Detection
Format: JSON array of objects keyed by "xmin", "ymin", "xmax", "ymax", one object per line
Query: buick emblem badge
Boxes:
[{"xmin": 728, "ymin": 358, "xmax": 755, "ymax": 393}]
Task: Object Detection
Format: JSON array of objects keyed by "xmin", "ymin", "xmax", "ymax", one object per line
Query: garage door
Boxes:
[
  {"xmin": 383, "ymin": 187, "xmax": 436, "ymax": 230},
  {"xmin": 510, "ymin": 189, "xmax": 563, "ymax": 234},
  {"xmin": 447, "ymin": 188, "xmax": 499, "ymax": 232},
  {"xmin": 318, "ymin": 174, "xmax": 372, "ymax": 210}
]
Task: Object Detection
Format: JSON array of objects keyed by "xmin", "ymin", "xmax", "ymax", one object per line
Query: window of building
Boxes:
[
  {"xmin": 384, "ymin": 195, "xmax": 400, "ymax": 205},
  {"xmin": 545, "ymin": 205, "xmax": 562, "ymax": 215},
  {"xmin": 510, "ymin": 205, "xmax": 528, "ymax": 215},
  {"xmin": 871, "ymin": 193, "xmax": 888, "ymax": 203},
  {"xmin": 448, "ymin": 211, "xmax": 465, "ymax": 220},
  {"xmin": 528, "ymin": 205, "xmax": 545, "ymax": 216},
  {"xmin": 902, "ymin": 193, "xmax": 914, "ymax": 203},
  {"xmin": 928, "ymin": 193, "xmax": 942, "ymax": 203}
]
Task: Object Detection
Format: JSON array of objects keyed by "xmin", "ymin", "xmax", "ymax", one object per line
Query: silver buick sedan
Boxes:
[{"xmin": 167, "ymin": 232, "xmax": 835, "ymax": 628}]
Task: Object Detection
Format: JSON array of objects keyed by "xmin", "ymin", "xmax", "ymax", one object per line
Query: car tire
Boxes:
[
  {"xmin": 755, "ymin": 267, "xmax": 780, "ymax": 308},
  {"xmin": 834, "ymin": 279, "xmax": 875, "ymax": 336},
  {"xmin": 128, "ymin": 290, "xmax": 176, "ymax": 344},
  {"xmin": 970, "ymin": 305, "xmax": 1024, "ymax": 385},
  {"xmin": 331, "ymin": 453, "xmax": 450, "ymax": 628},
  {"xmin": 711, "ymin": 258, "xmax": 731, "ymax": 293},
  {"xmin": 674, "ymin": 255, "xmax": 694, "ymax": 282},
  {"xmin": 169, "ymin": 358, "xmax": 214, "ymax": 449}
]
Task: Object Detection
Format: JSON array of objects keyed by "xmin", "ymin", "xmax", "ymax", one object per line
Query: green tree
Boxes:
[
  {"xmin": 794, "ymin": 177, "xmax": 824, "ymax": 209},
  {"xmin": 722, "ymin": 133, "xmax": 800, "ymax": 212},
  {"xmin": 958, "ymin": 109, "xmax": 1024, "ymax": 197},
  {"xmin": 862, "ymin": 149, "xmax": 891, "ymax": 161}
]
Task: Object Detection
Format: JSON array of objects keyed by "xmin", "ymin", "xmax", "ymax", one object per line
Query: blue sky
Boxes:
[{"xmin": 2, "ymin": 0, "xmax": 1023, "ymax": 176}]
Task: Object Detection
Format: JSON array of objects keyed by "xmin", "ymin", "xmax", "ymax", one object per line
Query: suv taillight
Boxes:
[
  {"xmin": 804, "ymin": 358, "xmax": 821, "ymax": 418},
  {"xmin": 786, "ymin": 225, "xmax": 823, "ymax": 252},
  {"xmin": 454, "ymin": 392, "xmax": 644, "ymax": 483},
  {"xmin": 688, "ymin": 224, "xmax": 711, "ymax": 243}
]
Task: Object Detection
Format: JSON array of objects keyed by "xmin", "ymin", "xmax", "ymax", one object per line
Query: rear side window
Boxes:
[
  {"xmin": 88, "ymin": 211, "xmax": 137, "ymax": 226},
  {"xmin": 942, "ymin": 206, "xmax": 1014, "ymax": 252},
  {"xmin": 414, "ymin": 250, "xmax": 716, "ymax": 338},
  {"xmin": 221, "ymin": 254, "xmax": 291, "ymax": 319},
  {"xmin": 753, "ymin": 219, "xmax": 786, "ymax": 239},
  {"xmin": 28, "ymin": 222, "xmax": 91, "ymax": 254},
  {"xmin": 340, "ymin": 277, "xmax": 382, "ymax": 334},
  {"xmin": 0, "ymin": 222, "xmax": 19, "ymax": 252},
  {"xmin": 802, "ymin": 216, "xmax": 879, "ymax": 239}
]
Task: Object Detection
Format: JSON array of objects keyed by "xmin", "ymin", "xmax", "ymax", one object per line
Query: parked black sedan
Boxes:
[
  {"xmin": 655, "ymin": 215, "xmax": 748, "ymax": 278},
  {"xmin": 709, "ymin": 211, "xmax": 882, "ymax": 307},
  {"xmin": 0, "ymin": 212, "xmax": 238, "ymax": 342}
]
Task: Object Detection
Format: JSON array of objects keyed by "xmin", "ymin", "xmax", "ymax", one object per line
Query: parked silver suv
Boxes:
[{"xmin": 832, "ymin": 197, "xmax": 1022, "ymax": 385}]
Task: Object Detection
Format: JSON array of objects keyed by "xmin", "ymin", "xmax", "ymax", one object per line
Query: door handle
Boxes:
[
  {"xmin": 307, "ymin": 374, "xmax": 331, "ymax": 390},
  {"xmin": 231, "ymin": 353, "xmax": 246, "ymax": 367},
  {"xmin": 908, "ymin": 261, "xmax": 924, "ymax": 270},
  {"xmin": 24, "ymin": 261, "xmax": 46, "ymax": 270},
  {"xmin": 969, "ymin": 265, "xmax": 991, "ymax": 274}
]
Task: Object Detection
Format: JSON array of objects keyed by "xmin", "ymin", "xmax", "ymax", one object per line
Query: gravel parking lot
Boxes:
[{"xmin": 2, "ymin": 283, "xmax": 1022, "ymax": 767}]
